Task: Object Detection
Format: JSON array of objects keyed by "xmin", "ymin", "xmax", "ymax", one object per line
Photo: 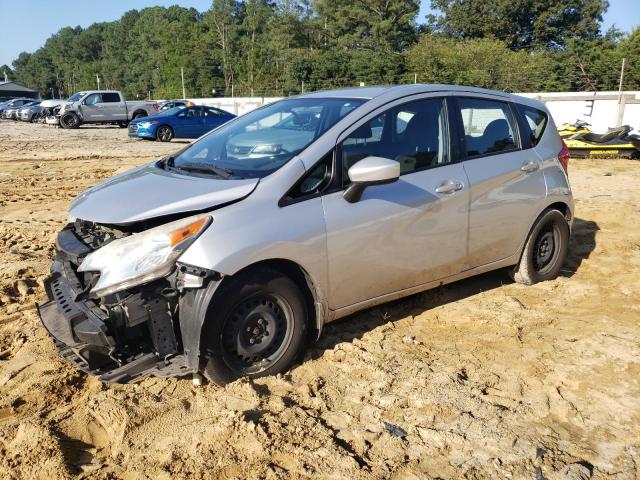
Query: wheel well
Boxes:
[
  {"xmin": 546, "ymin": 201, "xmax": 572, "ymax": 222},
  {"xmin": 132, "ymin": 109, "xmax": 147, "ymax": 118},
  {"xmin": 221, "ymin": 259, "xmax": 320, "ymax": 338}
]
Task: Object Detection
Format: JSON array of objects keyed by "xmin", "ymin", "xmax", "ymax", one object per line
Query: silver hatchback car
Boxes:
[{"xmin": 38, "ymin": 85, "xmax": 573, "ymax": 384}]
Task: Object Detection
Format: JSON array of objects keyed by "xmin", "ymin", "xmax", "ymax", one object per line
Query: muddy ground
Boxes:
[{"xmin": 0, "ymin": 120, "xmax": 638, "ymax": 479}]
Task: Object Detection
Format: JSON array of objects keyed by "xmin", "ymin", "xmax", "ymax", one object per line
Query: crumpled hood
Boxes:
[{"xmin": 68, "ymin": 163, "xmax": 258, "ymax": 225}]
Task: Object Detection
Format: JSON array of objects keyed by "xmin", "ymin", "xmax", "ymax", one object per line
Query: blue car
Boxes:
[{"xmin": 128, "ymin": 105, "xmax": 236, "ymax": 142}]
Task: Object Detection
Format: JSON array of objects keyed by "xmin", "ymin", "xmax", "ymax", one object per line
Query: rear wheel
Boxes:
[
  {"xmin": 118, "ymin": 121, "xmax": 129, "ymax": 128},
  {"xmin": 132, "ymin": 111, "xmax": 146, "ymax": 120},
  {"xmin": 60, "ymin": 112, "xmax": 80, "ymax": 129},
  {"xmin": 200, "ymin": 269, "xmax": 307, "ymax": 385},
  {"xmin": 511, "ymin": 209, "xmax": 570, "ymax": 285},
  {"xmin": 156, "ymin": 125, "xmax": 174, "ymax": 142}
]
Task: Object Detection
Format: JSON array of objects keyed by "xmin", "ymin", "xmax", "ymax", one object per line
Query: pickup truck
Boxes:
[{"xmin": 57, "ymin": 91, "xmax": 158, "ymax": 129}]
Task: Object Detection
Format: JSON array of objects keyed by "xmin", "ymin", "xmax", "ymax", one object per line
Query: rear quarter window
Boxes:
[{"xmin": 518, "ymin": 105, "xmax": 548, "ymax": 147}]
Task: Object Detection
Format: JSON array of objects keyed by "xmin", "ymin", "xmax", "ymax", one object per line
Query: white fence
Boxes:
[
  {"xmin": 517, "ymin": 91, "xmax": 640, "ymax": 134},
  {"xmin": 186, "ymin": 96, "xmax": 281, "ymax": 116},
  {"xmin": 187, "ymin": 90, "xmax": 640, "ymax": 134}
]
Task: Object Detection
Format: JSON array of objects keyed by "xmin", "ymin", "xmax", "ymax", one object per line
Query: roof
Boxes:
[
  {"xmin": 299, "ymin": 84, "xmax": 514, "ymax": 100},
  {"xmin": 299, "ymin": 83, "xmax": 546, "ymax": 110},
  {"xmin": 0, "ymin": 81, "xmax": 39, "ymax": 93}
]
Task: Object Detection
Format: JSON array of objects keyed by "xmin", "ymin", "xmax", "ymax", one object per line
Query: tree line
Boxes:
[{"xmin": 2, "ymin": 0, "xmax": 639, "ymax": 99}]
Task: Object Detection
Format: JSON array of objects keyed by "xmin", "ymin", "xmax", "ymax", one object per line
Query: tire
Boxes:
[
  {"xmin": 118, "ymin": 121, "xmax": 129, "ymax": 128},
  {"xmin": 200, "ymin": 268, "xmax": 308, "ymax": 385},
  {"xmin": 60, "ymin": 112, "xmax": 80, "ymax": 129},
  {"xmin": 511, "ymin": 209, "xmax": 570, "ymax": 285},
  {"xmin": 156, "ymin": 125, "xmax": 174, "ymax": 142},
  {"xmin": 132, "ymin": 111, "xmax": 146, "ymax": 120}
]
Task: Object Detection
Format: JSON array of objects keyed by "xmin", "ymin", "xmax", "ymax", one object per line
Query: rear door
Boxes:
[
  {"xmin": 100, "ymin": 92, "xmax": 126, "ymax": 121},
  {"xmin": 201, "ymin": 107, "xmax": 228, "ymax": 135},
  {"xmin": 322, "ymin": 96, "xmax": 470, "ymax": 309},
  {"xmin": 453, "ymin": 96, "xmax": 547, "ymax": 267}
]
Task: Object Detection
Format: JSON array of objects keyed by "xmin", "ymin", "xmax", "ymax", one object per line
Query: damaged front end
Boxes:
[{"xmin": 37, "ymin": 218, "xmax": 214, "ymax": 383}]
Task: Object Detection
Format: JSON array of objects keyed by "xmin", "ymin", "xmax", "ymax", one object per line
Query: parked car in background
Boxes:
[
  {"xmin": 38, "ymin": 84, "xmax": 573, "ymax": 385},
  {"xmin": 57, "ymin": 90, "xmax": 158, "ymax": 128},
  {"xmin": 0, "ymin": 98, "xmax": 38, "ymax": 116},
  {"xmin": 18, "ymin": 102, "xmax": 45, "ymax": 122},
  {"xmin": 3, "ymin": 100, "xmax": 40, "ymax": 119},
  {"xmin": 158, "ymin": 99, "xmax": 193, "ymax": 111},
  {"xmin": 128, "ymin": 105, "xmax": 235, "ymax": 142}
]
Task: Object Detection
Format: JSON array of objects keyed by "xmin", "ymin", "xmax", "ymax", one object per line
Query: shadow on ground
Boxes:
[{"xmin": 312, "ymin": 217, "xmax": 598, "ymax": 355}]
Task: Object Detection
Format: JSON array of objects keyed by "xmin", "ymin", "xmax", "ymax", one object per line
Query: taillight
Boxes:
[
  {"xmin": 152, "ymin": 103, "xmax": 159, "ymax": 111},
  {"xmin": 558, "ymin": 139, "xmax": 569, "ymax": 175}
]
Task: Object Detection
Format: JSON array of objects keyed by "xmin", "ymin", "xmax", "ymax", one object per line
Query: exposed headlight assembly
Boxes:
[
  {"xmin": 138, "ymin": 120, "xmax": 158, "ymax": 128},
  {"xmin": 78, "ymin": 215, "xmax": 211, "ymax": 297}
]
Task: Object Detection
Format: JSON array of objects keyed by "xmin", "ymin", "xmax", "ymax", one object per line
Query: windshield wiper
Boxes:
[{"xmin": 176, "ymin": 162, "xmax": 234, "ymax": 179}]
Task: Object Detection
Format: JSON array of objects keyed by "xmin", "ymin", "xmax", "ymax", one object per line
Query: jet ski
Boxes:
[{"xmin": 557, "ymin": 120, "xmax": 640, "ymax": 159}]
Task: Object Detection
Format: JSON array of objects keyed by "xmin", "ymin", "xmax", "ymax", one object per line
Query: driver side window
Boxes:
[
  {"xmin": 340, "ymin": 98, "xmax": 448, "ymax": 185},
  {"xmin": 84, "ymin": 93, "xmax": 101, "ymax": 105}
]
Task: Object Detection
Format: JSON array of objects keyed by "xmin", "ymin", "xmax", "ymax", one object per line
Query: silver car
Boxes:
[
  {"xmin": 37, "ymin": 85, "xmax": 573, "ymax": 384},
  {"xmin": 19, "ymin": 103, "xmax": 43, "ymax": 122}
]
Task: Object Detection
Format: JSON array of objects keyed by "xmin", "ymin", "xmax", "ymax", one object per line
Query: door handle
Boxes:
[
  {"xmin": 521, "ymin": 161, "xmax": 540, "ymax": 173},
  {"xmin": 435, "ymin": 180, "xmax": 464, "ymax": 194}
]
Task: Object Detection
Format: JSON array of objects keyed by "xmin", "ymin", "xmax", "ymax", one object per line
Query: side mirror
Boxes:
[{"xmin": 343, "ymin": 156, "xmax": 400, "ymax": 203}]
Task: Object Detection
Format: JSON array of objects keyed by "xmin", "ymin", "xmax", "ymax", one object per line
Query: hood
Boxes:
[
  {"xmin": 40, "ymin": 99, "xmax": 66, "ymax": 108},
  {"xmin": 68, "ymin": 163, "xmax": 258, "ymax": 225}
]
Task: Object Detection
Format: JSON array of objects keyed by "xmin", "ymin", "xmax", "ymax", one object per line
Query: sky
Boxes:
[{"xmin": 0, "ymin": 0, "xmax": 639, "ymax": 67}]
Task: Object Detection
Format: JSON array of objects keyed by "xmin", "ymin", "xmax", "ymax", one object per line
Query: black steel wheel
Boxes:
[
  {"xmin": 156, "ymin": 125, "xmax": 174, "ymax": 142},
  {"xmin": 200, "ymin": 268, "xmax": 308, "ymax": 385},
  {"xmin": 511, "ymin": 209, "xmax": 570, "ymax": 285},
  {"xmin": 221, "ymin": 294, "xmax": 294, "ymax": 375},
  {"xmin": 60, "ymin": 112, "xmax": 80, "ymax": 129}
]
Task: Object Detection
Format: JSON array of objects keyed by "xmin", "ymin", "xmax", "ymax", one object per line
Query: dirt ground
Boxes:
[{"xmin": 0, "ymin": 120, "xmax": 638, "ymax": 480}]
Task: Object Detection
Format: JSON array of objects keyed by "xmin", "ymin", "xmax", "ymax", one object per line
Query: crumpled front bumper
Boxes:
[{"xmin": 37, "ymin": 229, "xmax": 194, "ymax": 383}]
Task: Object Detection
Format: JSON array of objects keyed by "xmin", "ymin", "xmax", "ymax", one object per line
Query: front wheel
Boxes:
[
  {"xmin": 511, "ymin": 209, "xmax": 570, "ymax": 285},
  {"xmin": 200, "ymin": 269, "xmax": 308, "ymax": 385},
  {"xmin": 156, "ymin": 125, "xmax": 174, "ymax": 142},
  {"xmin": 60, "ymin": 112, "xmax": 80, "ymax": 129}
]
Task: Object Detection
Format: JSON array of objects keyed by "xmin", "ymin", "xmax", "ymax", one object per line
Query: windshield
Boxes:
[
  {"xmin": 171, "ymin": 97, "xmax": 365, "ymax": 179},
  {"xmin": 68, "ymin": 92, "xmax": 86, "ymax": 102}
]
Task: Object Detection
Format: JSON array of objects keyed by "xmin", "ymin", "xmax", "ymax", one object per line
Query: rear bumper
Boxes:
[{"xmin": 37, "ymin": 229, "xmax": 194, "ymax": 383}]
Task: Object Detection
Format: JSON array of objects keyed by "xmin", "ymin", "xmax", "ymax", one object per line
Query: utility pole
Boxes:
[
  {"xmin": 181, "ymin": 67, "xmax": 186, "ymax": 99},
  {"xmin": 616, "ymin": 58, "xmax": 626, "ymax": 127},
  {"xmin": 414, "ymin": 73, "xmax": 417, "ymax": 84},
  {"xmin": 96, "ymin": 73, "xmax": 100, "ymax": 90},
  {"xmin": 301, "ymin": 81, "xmax": 305, "ymax": 94}
]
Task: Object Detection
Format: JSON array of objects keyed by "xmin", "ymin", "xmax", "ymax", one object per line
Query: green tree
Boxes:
[
  {"xmin": 405, "ymin": 35, "xmax": 548, "ymax": 91},
  {"xmin": 428, "ymin": 0, "xmax": 609, "ymax": 50}
]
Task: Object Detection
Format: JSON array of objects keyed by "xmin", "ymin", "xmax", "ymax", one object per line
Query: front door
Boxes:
[
  {"xmin": 175, "ymin": 106, "xmax": 202, "ymax": 137},
  {"xmin": 81, "ymin": 93, "xmax": 104, "ymax": 121},
  {"xmin": 322, "ymin": 97, "xmax": 470, "ymax": 310}
]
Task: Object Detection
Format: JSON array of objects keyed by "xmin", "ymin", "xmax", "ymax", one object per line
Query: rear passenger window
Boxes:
[
  {"xmin": 518, "ymin": 105, "xmax": 547, "ymax": 146},
  {"xmin": 341, "ymin": 98, "xmax": 448, "ymax": 183},
  {"xmin": 458, "ymin": 98, "xmax": 517, "ymax": 157},
  {"xmin": 101, "ymin": 92, "xmax": 121, "ymax": 103}
]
